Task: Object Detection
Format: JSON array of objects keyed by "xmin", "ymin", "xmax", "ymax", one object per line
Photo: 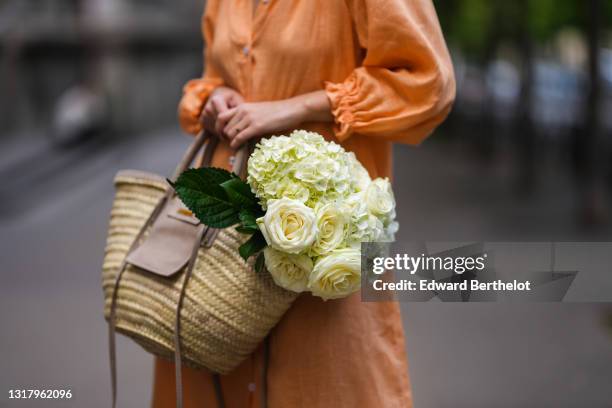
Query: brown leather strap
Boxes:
[
  {"xmin": 109, "ymin": 194, "xmax": 170, "ymax": 408},
  {"xmin": 108, "ymin": 130, "xmax": 207, "ymax": 408},
  {"xmin": 200, "ymin": 136, "xmax": 219, "ymax": 170},
  {"xmin": 108, "ymin": 132, "xmax": 252, "ymax": 407},
  {"xmin": 232, "ymin": 141, "xmax": 251, "ymax": 178},
  {"xmin": 170, "ymin": 130, "xmax": 210, "ymax": 182},
  {"xmin": 173, "ymin": 140, "xmax": 251, "ymax": 408},
  {"xmin": 173, "ymin": 225, "xmax": 210, "ymax": 408},
  {"xmin": 172, "ymin": 136, "xmax": 253, "ymax": 408}
]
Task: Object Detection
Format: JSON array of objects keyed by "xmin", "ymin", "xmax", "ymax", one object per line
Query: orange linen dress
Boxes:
[{"xmin": 153, "ymin": 0, "xmax": 455, "ymax": 407}]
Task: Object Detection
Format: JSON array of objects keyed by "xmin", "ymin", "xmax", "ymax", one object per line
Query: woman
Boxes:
[{"xmin": 153, "ymin": 0, "xmax": 455, "ymax": 406}]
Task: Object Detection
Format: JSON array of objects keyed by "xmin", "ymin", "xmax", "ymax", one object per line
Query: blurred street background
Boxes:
[{"xmin": 1, "ymin": 0, "xmax": 612, "ymax": 407}]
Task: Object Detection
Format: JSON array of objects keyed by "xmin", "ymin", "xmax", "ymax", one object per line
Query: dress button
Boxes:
[
  {"xmin": 248, "ymin": 382, "xmax": 256, "ymax": 392},
  {"xmin": 242, "ymin": 46, "xmax": 250, "ymax": 56},
  {"xmin": 262, "ymin": 0, "xmax": 269, "ymax": 4}
]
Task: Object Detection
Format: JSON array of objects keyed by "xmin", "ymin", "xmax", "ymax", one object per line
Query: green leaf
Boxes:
[
  {"xmin": 221, "ymin": 178, "xmax": 257, "ymax": 208},
  {"xmin": 197, "ymin": 167, "xmax": 237, "ymax": 184},
  {"xmin": 173, "ymin": 168, "xmax": 240, "ymax": 228},
  {"xmin": 255, "ymin": 252, "xmax": 265, "ymax": 273},
  {"xmin": 238, "ymin": 231, "xmax": 267, "ymax": 262},
  {"xmin": 235, "ymin": 210, "xmax": 259, "ymax": 234},
  {"xmin": 173, "ymin": 167, "xmax": 265, "ymax": 230},
  {"xmin": 236, "ymin": 226, "xmax": 256, "ymax": 234},
  {"xmin": 174, "ymin": 167, "xmax": 234, "ymax": 190},
  {"xmin": 238, "ymin": 209, "xmax": 259, "ymax": 230}
]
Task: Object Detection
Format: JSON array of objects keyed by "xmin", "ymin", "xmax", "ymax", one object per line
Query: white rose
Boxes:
[
  {"xmin": 263, "ymin": 247, "xmax": 313, "ymax": 293},
  {"xmin": 308, "ymin": 248, "xmax": 361, "ymax": 300},
  {"xmin": 311, "ymin": 202, "xmax": 348, "ymax": 256},
  {"xmin": 257, "ymin": 197, "xmax": 317, "ymax": 254},
  {"xmin": 365, "ymin": 178, "xmax": 395, "ymax": 216}
]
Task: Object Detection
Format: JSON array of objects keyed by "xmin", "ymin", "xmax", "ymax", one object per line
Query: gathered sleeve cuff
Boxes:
[
  {"xmin": 324, "ymin": 76, "xmax": 361, "ymax": 142},
  {"xmin": 177, "ymin": 0, "xmax": 224, "ymax": 135},
  {"xmin": 177, "ymin": 77, "xmax": 223, "ymax": 135},
  {"xmin": 326, "ymin": 0, "xmax": 456, "ymax": 145}
]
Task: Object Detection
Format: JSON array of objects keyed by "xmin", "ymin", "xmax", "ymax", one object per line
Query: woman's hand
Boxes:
[
  {"xmin": 200, "ymin": 86, "xmax": 244, "ymax": 137},
  {"xmin": 217, "ymin": 90, "xmax": 333, "ymax": 149},
  {"xmin": 218, "ymin": 100, "xmax": 302, "ymax": 149}
]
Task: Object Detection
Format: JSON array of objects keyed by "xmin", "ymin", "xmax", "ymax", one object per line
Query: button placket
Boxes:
[{"xmin": 241, "ymin": 0, "xmax": 269, "ymax": 101}]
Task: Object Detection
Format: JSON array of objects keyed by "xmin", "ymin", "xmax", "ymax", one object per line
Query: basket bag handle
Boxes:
[{"xmin": 108, "ymin": 130, "xmax": 250, "ymax": 408}]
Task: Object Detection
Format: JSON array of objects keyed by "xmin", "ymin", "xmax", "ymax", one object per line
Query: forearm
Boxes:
[
  {"xmin": 289, "ymin": 90, "xmax": 334, "ymax": 124},
  {"xmin": 218, "ymin": 90, "xmax": 335, "ymax": 148}
]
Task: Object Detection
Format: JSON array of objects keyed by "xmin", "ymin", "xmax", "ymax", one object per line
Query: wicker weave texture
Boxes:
[{"xmin": 102, "ymin": 171, "xmax": 297, "ymax": 374}]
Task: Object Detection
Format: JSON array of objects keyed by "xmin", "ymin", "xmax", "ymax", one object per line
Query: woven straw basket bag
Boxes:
[{"xmin": 102, "ymin": 130, "xmax": 297, "ymax": 407}]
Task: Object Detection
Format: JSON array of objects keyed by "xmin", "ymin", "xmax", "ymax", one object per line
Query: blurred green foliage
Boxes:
[
  {"xmin": 435, "ymin": 0, "xmax": 612, "ymax": 58},
  {"xmin": 435, "ymin": 0, "xmax": 492, "ymax": 56},
  {"xmin": 528, "ymin": 0, "xmax": 579, "ymax": 40}
]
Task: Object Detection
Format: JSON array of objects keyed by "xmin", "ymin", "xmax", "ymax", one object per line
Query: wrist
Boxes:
[
  {"xmin": 210, "ymin": 85, "xmax": 230, "ymax": 97},
  {"xmin": 292, "ymin": 91, "xmax": 333, "ymax": 123},
  {"xmin": 268, "ymin": 98, "xmax": 306, "ymax": 130}
]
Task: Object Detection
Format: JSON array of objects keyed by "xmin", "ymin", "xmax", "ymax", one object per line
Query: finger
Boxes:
[
  {"xmin": 210, "ymin": 96, "xmax": 228, "ymax": 115},
  {"xmin": 230, "ymin": 126, "xmax": 256, "ymax": 149},
  {"xmin": 216, "ymin": 107, "xmax": 239, "ymax": 136},
  {"xmin": 217, "ymin": 107, "xmax": 237, "ymax": 122},
  {"xmin": 200, "ymin": 102, "xmax": 216, "ymax": 131},
  {"xmin": 200, "ymin": 99, "xmax": 214, "ymax": 123},
  {"xmin": 203, "ymin": 100, "xmax": 215, "ymax": 116},
  {"xmin": 228, "ymin": 93, "xmax": 244, "ymax": 108},
  {"xmin": 224, "ymin": 115, "xmax": 250, "ymax": 141},
  {"xmin": 224, "ymin": 111, "xmax": 249, "ymax": 139}
]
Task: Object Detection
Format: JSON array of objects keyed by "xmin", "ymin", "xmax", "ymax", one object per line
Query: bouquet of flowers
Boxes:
[{"xmin": 172, "ymin": 130, "xmax": 398, "ymax": 300}]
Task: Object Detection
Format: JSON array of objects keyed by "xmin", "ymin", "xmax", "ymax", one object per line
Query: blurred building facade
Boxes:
[{"xmin": 0, "ymin": 0, "xmax": 204, "ymax": 138}]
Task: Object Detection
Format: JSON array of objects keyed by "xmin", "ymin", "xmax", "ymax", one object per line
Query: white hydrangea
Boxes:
[
  {"xmin": 365, "ymin": 178, "xmax": 395, "ymax": 217},
  {"xmin": 383, "ymin": 220, "xmax": 400, "ymax": 241},
  {"xmin": 347, "ymin": 152, "xmax": 371, "ymax": 193},
  {"xmin": 247, "ymin": 130, "xmax": 400, "ymax": 300},
  {"xmin": 247, "ymin": 130, "xmax": 353, "ymax": 209},
  {"xmin": 347, "ymin": 196, "xmax": 386, "ymax": 244}
]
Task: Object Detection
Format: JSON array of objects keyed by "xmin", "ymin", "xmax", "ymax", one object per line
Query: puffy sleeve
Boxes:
[
  {"xmin": 325, "ymin": 0, "xmax": 456, "ymax": 144},
  {"xmin": 178, "ymin": 1, "xmax": 224, "ymax": 135}
]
